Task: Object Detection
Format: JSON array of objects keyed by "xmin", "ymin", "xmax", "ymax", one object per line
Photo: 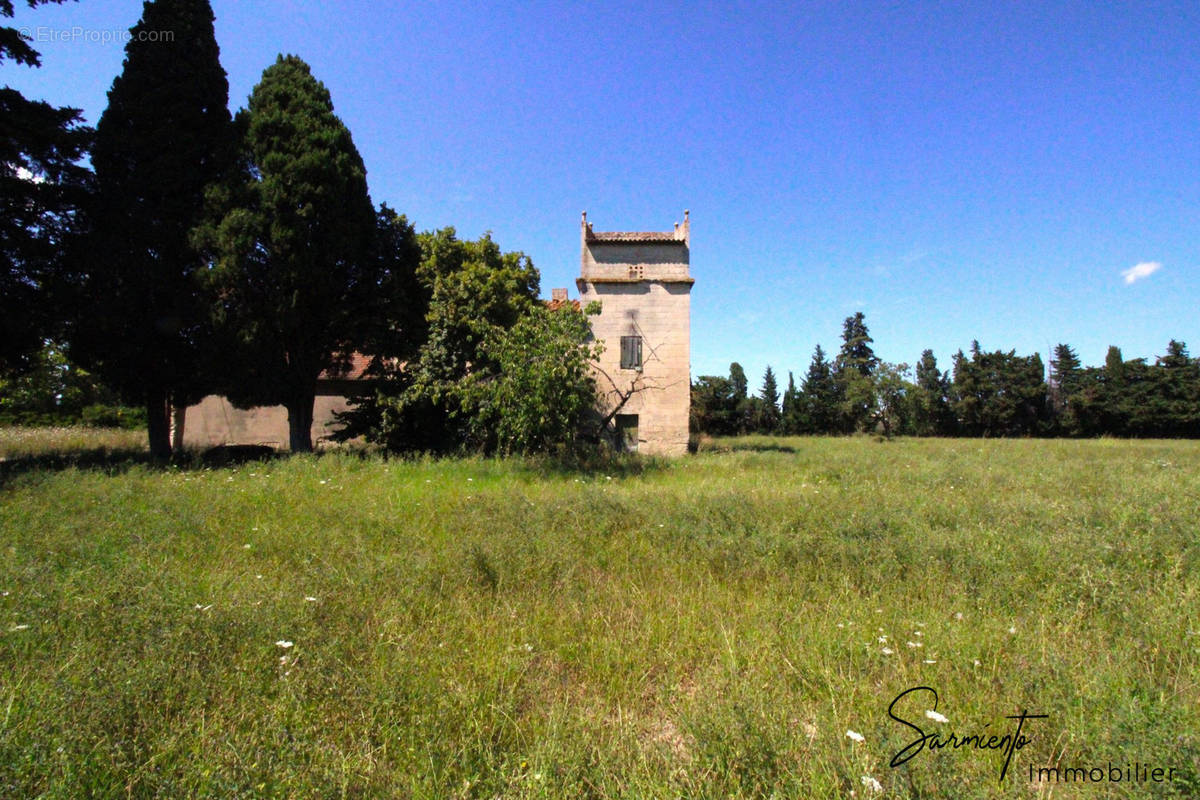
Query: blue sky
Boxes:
[{"xmin": 8, "ymin": 0, "xmax": 1197, "ymax": 386}]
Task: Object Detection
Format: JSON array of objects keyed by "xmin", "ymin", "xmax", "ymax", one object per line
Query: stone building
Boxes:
[
  {"xmin": 576, "ymin": 211, "xmax": 693, "ymax": 456},
  {"xmin": 180, "ymin": 354, "xmax": 370, "ymax": 450},
  {"xmin": 180, "ymin": 213, "xmax": 694, "ymax": 456}
]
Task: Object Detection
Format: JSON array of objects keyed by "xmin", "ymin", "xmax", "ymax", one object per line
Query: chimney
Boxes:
[{"xmin": 551, "ymin": 288, "xmax": 568, "ymax": 302}]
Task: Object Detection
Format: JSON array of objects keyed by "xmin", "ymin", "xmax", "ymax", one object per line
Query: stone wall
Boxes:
[{"xmin": 181, "ymin": 394, "xmax": 352, "ymax": 450}]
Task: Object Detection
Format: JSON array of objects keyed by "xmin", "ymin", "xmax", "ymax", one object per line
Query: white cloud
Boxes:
[{"xmin": 1121, "ymin": 261, "xmax": 1162, "ymax": 285}]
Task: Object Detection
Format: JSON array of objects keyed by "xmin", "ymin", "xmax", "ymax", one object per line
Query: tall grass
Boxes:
[
  {"xmin": 0, "ymin": 425, "xmax": 146, "ymax": 460},
  {"xmin": 0, "ymin": 435, "xmax": 1197, "ymax": 797}
]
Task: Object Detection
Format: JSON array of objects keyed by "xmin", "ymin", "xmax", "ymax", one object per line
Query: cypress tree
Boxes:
[
  {"xmin": 833, "ymin": 312, "xmax": 878, "ymax": 431},
  {"xmin": 758, "ymin": 365, "xmax": 780, "ymax": 433},
  {"xmin": 780, "ymin": 370, "xmax": 801, "ymax": 434},
  {"xmin": 913, "ymin": 349, "xmax": 952, "ymax": 435},
  {"xmin": 74, "ymin": 0, "xmax": 233, "ymax": 459},
  {"xmin": 198, "ymin": 55, "xmax": 375, "ymax": 452},
  {"xmin": 802, "ymin": 344, "xmax": 838, "ymax": 434},
  {"xmin": 1049, "ymin": 343, "xmax": 1083, "ymax": 433}
]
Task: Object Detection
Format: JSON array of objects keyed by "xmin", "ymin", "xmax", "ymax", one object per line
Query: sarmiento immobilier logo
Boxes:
[{"xmin": 887, "ymin": 686, "xmax": 1180, "ymax": 787}]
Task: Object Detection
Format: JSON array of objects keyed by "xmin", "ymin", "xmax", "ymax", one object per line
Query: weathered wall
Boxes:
[
  {"xmin": 576, "ymin": 214, "xmax": 693, "ymax": 457},
  {"xmin": 579, "ymin": 282, "xmax": 691, "ymax": 456},
  {"xmin": 181, "ymin": 394, "xmax": 351, "ymax": 450}
]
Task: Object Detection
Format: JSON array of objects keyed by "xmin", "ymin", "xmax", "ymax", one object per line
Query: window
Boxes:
[{"xmin": 620, "ymin": 335, "xmax": 642, "ymax": 370}]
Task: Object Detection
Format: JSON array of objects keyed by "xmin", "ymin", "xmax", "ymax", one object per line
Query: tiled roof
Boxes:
[
  {"xmin": 319, "ymin": 352, "xmax": 373, "ymax": 381},
  {"xmin": 546, "ymin": 298, "xmax": 582, "ymax": 311},
  {"xmin": 587, "ymin": 231, "xmax": 684, "ymax": 243}
]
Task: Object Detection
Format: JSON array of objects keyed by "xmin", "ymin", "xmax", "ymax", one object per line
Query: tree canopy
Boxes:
[
  {"xmin": 1, "ymin": 0, "xmax": 91, "ymax": 373},
  {"xmin": 71, "ymin": 0, "xmax": 232, "ymax": 458},
  {"xmin": 198, "ymin": 54, "xmax": 375, "ymax": 452}
]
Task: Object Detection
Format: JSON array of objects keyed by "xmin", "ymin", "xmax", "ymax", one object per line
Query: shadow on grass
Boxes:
[
  {"xmin": 0, "ymin": 444, "xmax": 283, "ymax": 488},
  {"xmin": 697, "ymin": 439, "xmax": 801, "ymax": 454},
  {"xmin": 513, "ymin": 450, "xmax": 672, "ymax": 479},
  {"xmin": 0, "ymin": 438, "xmax": 675, "ymax": 488}
]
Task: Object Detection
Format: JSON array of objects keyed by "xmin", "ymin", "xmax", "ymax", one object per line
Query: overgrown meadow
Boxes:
[{"xmin": 1, "ymin": 431, "xmax": 1198, "ymax": 798}]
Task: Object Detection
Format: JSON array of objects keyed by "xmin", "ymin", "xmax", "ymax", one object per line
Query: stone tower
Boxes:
[{"xmin": 577, "ymin": 211, "xmax": 693, "ymax": 456}]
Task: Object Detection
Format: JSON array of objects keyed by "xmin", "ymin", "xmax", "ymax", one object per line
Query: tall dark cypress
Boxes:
[
  {"xmin": 76, "ymin": 0, "xmax": 233, "ymax": 459},
  {"xmin": 197, "ymin": 55, "xmax": 375, "ymax": 452}
]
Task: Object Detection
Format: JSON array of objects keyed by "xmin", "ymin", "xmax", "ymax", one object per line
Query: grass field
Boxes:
[{"xmin": 1, "ymin": 432, "xmax": 1198, "ymax": 798}]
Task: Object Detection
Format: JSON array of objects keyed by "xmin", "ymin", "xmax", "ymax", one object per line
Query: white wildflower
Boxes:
[
  {"xmin": 907, "ymin": 641, "xmax": 922, "ymax": 648},
  {"xmin": 881, "ymin": 647, "xmax": 894, "ymax": 656},
  {"xmin": 305, "ymin": 596, "xmax": 317, "ymax": 602},
  {"xmin": 954, "ymin": 612, "xmax": 963, "ymax": 620},
  {"xmin": 923, "ymin": 659, "xmax": 937, "ymax": 664},
  {"xmin": 973, "ymin": 659, "xmax": 981, "ymax": 667},
  {"xmin": 925, "ymin": 709, "xmax": 949, "ymax": 724},
  {"xmin": 194, "ymin": 603, "xmax": 212, "ymax": 611},
  {"xmin": 1008, "ymin": 625, "xmax": 1017, "ymax": 634},
  {"xmin": 10, "ymin": 624, "xmax": 30, "ymax": 631},
  {"xmin": 861, "ymin": 775, "xmax": 883, "ymax": 793},
  {"xmin": 275, "ymin": 640, "xmax": 294, "ymax": 648},
  {"xmin": 877, "ymin": 635, "xmax": 887, "ymax": 643},
  {"xmin": 846, "ymin": 729, "xmax": 864, "ymax": 743},
  {"xmin": 243, "ymin": 543, "xmax": 252, "ymax": 549}
]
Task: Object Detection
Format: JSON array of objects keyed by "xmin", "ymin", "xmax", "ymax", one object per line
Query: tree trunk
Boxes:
[
  {"xmin": 286, "ymin": 391, "xmax": 316, "ymax": 453},
  {"xmin": 171, "ymin": 404, "xmax": 187, "ymax": 452},
  {"xmin": 146, "ymin": 389, "xmax": 172, "ymax": 461}
]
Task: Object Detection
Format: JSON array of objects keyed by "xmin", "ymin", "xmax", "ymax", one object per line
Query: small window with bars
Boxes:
[{"xmin": 620, "ymin": 335, "xmax": 642, "ymax": 370}]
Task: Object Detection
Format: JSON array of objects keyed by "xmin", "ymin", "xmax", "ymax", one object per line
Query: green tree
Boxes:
[
  {"xmin": 727, "ymin": 362, "xmax": 753, "ymax": 434},
  {"xmin": 780, "ymin": 370, "xmax": 802, "ymax": 434},
  {"xmin": 71, "ymin": 0, "xmax": 232, "ymax": 458},
  {"xmin": 1137, "ymin": 340, "xmax": 1200, "ymax": 436},
  {"xmin": 690, "ymin": 375, "xmax": 737, "ymax": 436},
  {"xmin": 756, "ymin": 365, "xmax": 780, "ymax": 433},
  {"xmin": 911, "ymin": 349, "xmax": 952, "ymax": 435},
  {"xmin": 833, "ymin": 312, "xmax": 878, "ymax": 431},
  {"xmin": 1049, "ymin": 343, "xmax": 1083, "ymax": 433},
  {"xmin": 1073, "ymin": 346, "xmax": 1127, "ymax": 435},
  {"xmin": 1, "ymin": 0, "xmax": 92, "ymax": 373},
  {"xmin": 456, "ymin": 302, "xmax": 602, "ymax": 455},
  {"xmin": 352, "ymin": 227, "xmax": 539, "ymax": 452},
  {"xmin": 871, "ymin": 361, "xmax": 911, "ymax": 438},
  {"xmin": 729, "ymin": 362, "xmax": 748, "ymax": 401},
  {"xmin": 199, "ymin": 55, "xmax": 374, "ymax": 452},
  {"xmin": 801, "ymin": 344, "xmax": 838, "ymax": 434},
  {"xmin": 950, "ymin": 343, "xmax": 1046, "ymax": 436},
  {"xmin": 835, "ymin": 311, "xmax": 878, "ymax": 378}
]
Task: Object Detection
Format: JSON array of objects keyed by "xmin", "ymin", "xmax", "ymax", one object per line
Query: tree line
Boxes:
[
  {"xmin": 692, "ymin": 312, "xmax": 1200, "ymax": 438},
  {"xmin": 4, "ymin": 0, "xmax": 600, "ymax": 457}
]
